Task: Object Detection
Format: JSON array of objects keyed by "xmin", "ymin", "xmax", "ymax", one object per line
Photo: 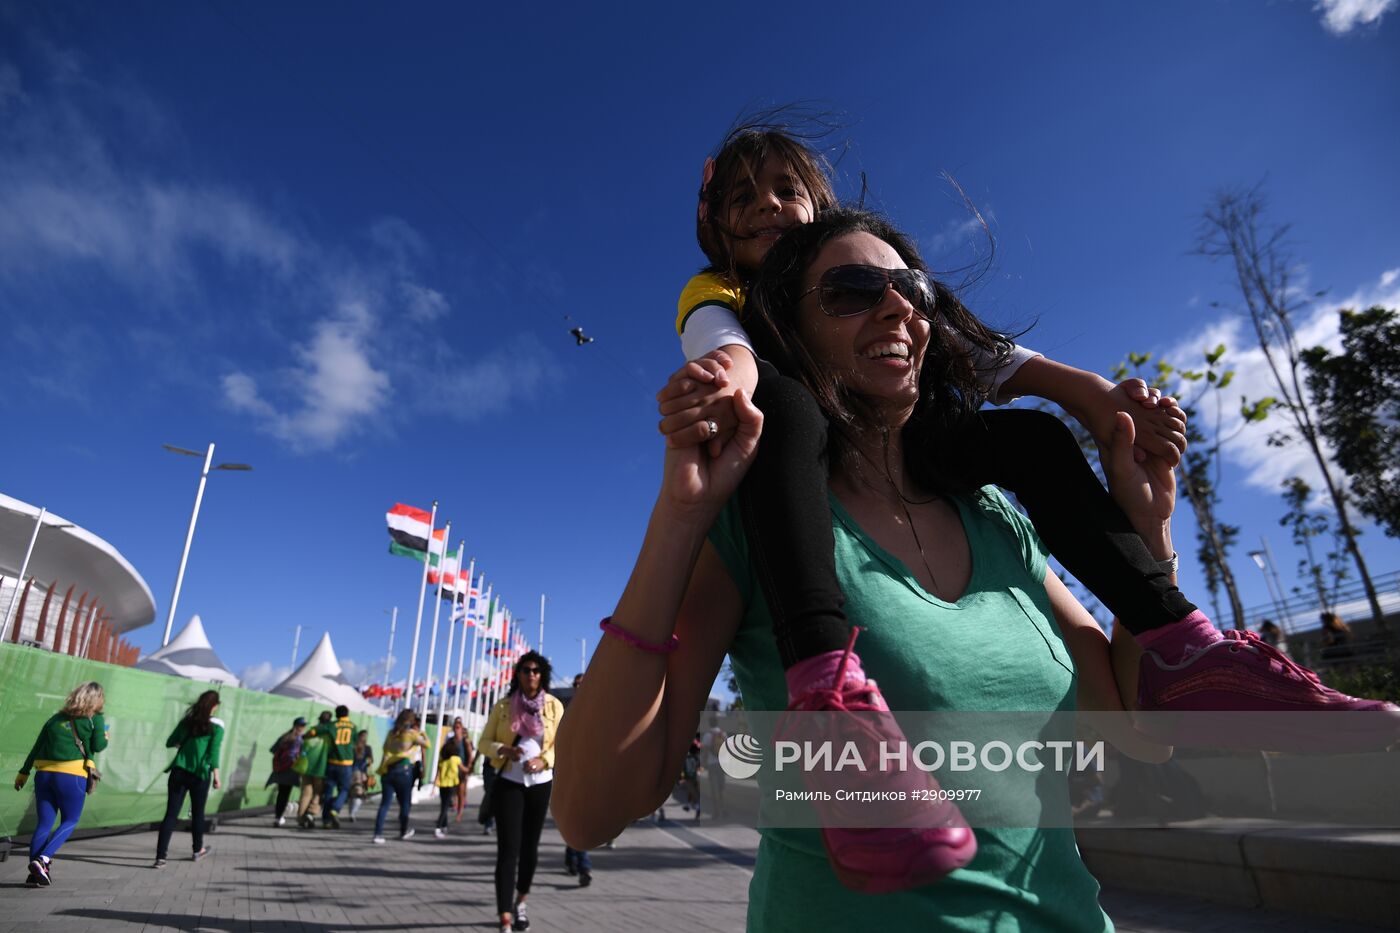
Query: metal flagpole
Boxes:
[
  {"xmin": 453, "ymin": 560, "xmax": 476, "ymax": 714},
  {"xmin": 1, "ymin": 507, "xmax": 46, "ymax": 644},
  {"xmin": 539, "ymin": 593, "xmax": 546, "ymax": 657},
  {"xmin": 381, "ymin": 607, "xmax": 398, "ymax": 709},
  {"xmin": 290, "ymin": 625, "xmax": 302, "ymax": 668},
  {"xmin": 418, "ymin": 522, "xmax": 452, "ymax": 725},
  {"xmin": 469, "ymin": 581, "xmax": 489, "ymax": 724},
  {"xmin": 403, "ymin": 501, "xmax": 438, "ymax": 715},
  {"xmin": 430, "ymin": 540, "xmax": 466, "ymax": 783}
]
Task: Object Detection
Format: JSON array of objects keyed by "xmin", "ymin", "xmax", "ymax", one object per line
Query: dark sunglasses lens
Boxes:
[
  {"xmin": 520, "ymin": 667, "xmax": 541, "ymax": 674},
  {"xmin": 820, "ymin": 266, "xmax": 890, "ymax": 317},
  {"xmin": 891, "ymin": 270, "xmax": 935, "ymax": 317}
]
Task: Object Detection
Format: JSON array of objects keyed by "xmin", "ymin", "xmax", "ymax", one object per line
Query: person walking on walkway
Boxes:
[
  {"xmin": 448, "ymin": 718, "xmax": 474, "ymax": 822},
  {"xmin": 296, "ymin": 709, "xmax": 332, "ymax": 829},
  {"xmin": 562, "ymin": 674, "xmax": 593, "ymax": 886},
  {"xmin": 154, "ymin": 689, "xmax": 224, "ymax": 868},
  {"xmin": 434, "ymin": 737, "xmax": 468, "ymax": 837},
  {"xmin": 482, "ymin": 650, "xmax": 564, "ymax": 932},
  {"xmin": 373, "ymin": 708, "xmax": 428, "ymax": 844},
  {"xmin": 309, "ymin": 705, "xmax": 357, "ymax": 829},
  {"xmin": 266, "ymin": 717, "xmax": 306, "ymax": 826},
  {"xmin": 349, "ymin": 729, "xmax": 374, "ymax": 822},
  {"xmin": 14, "ymin": 681, "xmax": 108, "ymax": 887}
]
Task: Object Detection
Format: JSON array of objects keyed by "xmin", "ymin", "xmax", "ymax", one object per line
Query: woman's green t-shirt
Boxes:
[{"xmin": 709, "ymin": 487, "xmax": 1112, "ymax": 933}]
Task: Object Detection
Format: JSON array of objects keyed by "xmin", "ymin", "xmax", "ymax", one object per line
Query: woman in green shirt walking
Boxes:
[
  {"xmin": 154, "ymin": 690, "xmax": 224, "ymax": 867},
  {"xmin": 13, "ymin": 681, "xmax": 108, "ymax": 887}
]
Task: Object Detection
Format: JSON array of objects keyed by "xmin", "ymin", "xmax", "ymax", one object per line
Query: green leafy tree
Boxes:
[
  {"xmin": 1197, "ymin": 187, "xmax": 1385, "ymax": 628},
  {"xmin": 1279, "ymin": 476, "xmax": 1351, "ymax": 614},
  {"xmin": 1300, "ymin": 306, "xmax": 1400, "ymax": 539}
]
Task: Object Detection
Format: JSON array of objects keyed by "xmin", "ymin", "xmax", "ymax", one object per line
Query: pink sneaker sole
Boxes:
[{"xmin": 1136, "ymin": 629, "xmax": 1400, "ymax": 753}]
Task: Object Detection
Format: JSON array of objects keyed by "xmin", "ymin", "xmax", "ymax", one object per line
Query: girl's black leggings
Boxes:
[
  {"xmin": 740, "ymin": 361, "xmax": 1196, "ymax": 667},
  {"xmin": 493, "ymin": 779, "xmax": 552, "ymax": 915}
]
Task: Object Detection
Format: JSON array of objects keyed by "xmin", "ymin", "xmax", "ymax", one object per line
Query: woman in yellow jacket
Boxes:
[{"xmin": 481, "ymin": 650, "xmax": 563, "ymax": 933}]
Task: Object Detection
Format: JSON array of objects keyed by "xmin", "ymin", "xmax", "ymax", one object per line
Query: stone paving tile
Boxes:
[{"xmin": 4, "ymin": 803, "xmax": 1386, "ymax": 932}]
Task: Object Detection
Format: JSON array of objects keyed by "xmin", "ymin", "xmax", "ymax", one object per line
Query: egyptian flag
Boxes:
[{"xmin": 387, "ymin": 502, "xmax": 446, "ymax": 561}]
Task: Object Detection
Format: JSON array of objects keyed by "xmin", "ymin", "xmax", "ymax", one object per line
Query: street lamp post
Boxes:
[
  {"xmin": 162, "ymin": 443, "xmax": 251, "ymax": 646},
  {"xmin": 1248, "ymin": 538, "xmax": 1291, "ymax": 632}
]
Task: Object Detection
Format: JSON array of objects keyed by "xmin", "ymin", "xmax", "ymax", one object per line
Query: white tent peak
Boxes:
[
  {"xmin": 135, "ymin": 614, "xmax": 240, "ymax": 687},
  {"xmin": 270, "ymin": 632, "xmax": 381, "ymax": 715}
]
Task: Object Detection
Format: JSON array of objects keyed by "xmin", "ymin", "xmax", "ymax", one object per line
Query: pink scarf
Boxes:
[{"xmin": 509, "ymin": 690, "xmax": 545, "ymax": 739}]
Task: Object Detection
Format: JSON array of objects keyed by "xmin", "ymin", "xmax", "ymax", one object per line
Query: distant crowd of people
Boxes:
[{"xmin": 12, "ymin": 649, "xmax": 609, "ymax": 933}]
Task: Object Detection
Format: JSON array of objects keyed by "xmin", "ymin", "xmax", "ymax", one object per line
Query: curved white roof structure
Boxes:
[
  {"xmin": 0, "ymin": 493, "xmax": 156, "ymax": 636},
  {"xmin": 135, "ymin": 614, "xmax": 240, "ymax": 686},
  {"xmin": 270, "ymin": 632, "xmax": 382, "ymax": 716}
]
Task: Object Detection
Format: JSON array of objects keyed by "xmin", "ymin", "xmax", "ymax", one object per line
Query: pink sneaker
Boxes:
[
  {"xmin": 1137, "ymin": 628, "xmax": 1400, "ymax": 753},
  {"xmin": 781, "ymin": 629, "xmax": 977, "ymax": 893}
]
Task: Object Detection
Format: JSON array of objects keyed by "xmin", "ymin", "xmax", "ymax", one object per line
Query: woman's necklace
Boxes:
[{"xmin": 896, "ymin": 494, "xmax": 941, "ymax": 598}]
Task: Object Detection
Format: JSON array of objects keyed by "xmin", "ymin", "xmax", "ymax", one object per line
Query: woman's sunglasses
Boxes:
[
  {"xmin": 519, "ymin": 666, "xmax": 542, "ymax": 675},
  {"xmin": 799, "ymin": 264, "xmax": 936, "ymax": 319}
]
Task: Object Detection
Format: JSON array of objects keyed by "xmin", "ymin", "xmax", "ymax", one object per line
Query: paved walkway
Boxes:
[{"xmin": 2, "ymin": 804, "xmax": 1386, "ymax": 931}]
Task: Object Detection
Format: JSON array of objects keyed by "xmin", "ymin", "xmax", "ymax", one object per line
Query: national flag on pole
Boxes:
[
  {"xmin": 451, "ymin": 577, "xmax": 482, "ymax": 622},
  {"xmin": 386, "ymin": 503, "xmax": 441, "ymax": 551},
  {"xmin": 428, "ymin": 551, "xmax": 462, "ymax": 588}
]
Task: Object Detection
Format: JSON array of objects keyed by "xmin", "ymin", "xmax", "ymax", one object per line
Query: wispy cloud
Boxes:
[
  {"xmin": 341, "ymin": 655, "xmax": 394, "ymax": 686},
  {"xmin": 223, "ymin": 300, "xmax": 392, "ymax": 451},
  {"xmin": 1313, "ymin": 0, "xmax": 1396, "ymax": 34},
  {"xmin": 402, "ymin": 282, "xmax": 450, "ymax": 323},
  {"xmin": 1158, "ymin": 265, "xmax": 1400, "ymax": 498},
  {"xmin": 239, "ymin": 661, "xmax": 292, "ymax": 691},
  {"xmin": 414, "ymin": 332, "xmax": 560, "ymax": 420}
]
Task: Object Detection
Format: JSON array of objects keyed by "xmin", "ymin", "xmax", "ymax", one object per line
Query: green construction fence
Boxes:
[{"xmin": 0, "ymin": 642, "xmax": 392, "ymax": 838}]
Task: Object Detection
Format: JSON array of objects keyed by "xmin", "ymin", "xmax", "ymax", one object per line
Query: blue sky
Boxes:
[{"xmin": 2, "ymin": 1, "xmax": 1398, "ymax": 696}]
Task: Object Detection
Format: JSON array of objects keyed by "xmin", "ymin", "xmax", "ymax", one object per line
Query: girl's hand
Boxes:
[
  {"xmin": 14, "ymin": 773, "xmax": 27, "ymax": 791},
  {"xmin": 212, "ymin": 770, "xmax": 221, "ymax": 790},
  {"xmin": 657, "ymin": 352, "xmax": 739, "ymax": 455},
  {"xmin": 1102, "ymin": 412, "xmax": 1176, "ymax": 552},
  {"xmin": 658, "ymin": 389, "xmax": 763, "ymax": 523},
  {"xmin": 1097, "ymin": 379, "xmax": 1187, "ymax": 466}
]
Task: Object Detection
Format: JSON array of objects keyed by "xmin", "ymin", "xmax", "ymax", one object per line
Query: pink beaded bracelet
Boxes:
[{"xmin": 599, "ymin": 617, "xmax": 679, "ymax": 654}]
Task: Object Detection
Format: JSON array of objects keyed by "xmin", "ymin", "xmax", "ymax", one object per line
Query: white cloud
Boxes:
[
  {"xmin": 402, "ymin": 282, "xmax": 450, "ymax": 323},
  {"xmin": 924, "ymin": 210, "xmax": 995, "ymax": 258},
  {"xmin": 1314, "ymin": 0, "xmax": 1396, "ymax": 33},
  {"xmin": 223, "ymin": 300, "xmax": 392, "ymax": 451},
  {"xmin": 239, "ymin": 661, "xmax": 292, "ymax": 691},
  {"xmin": 341, "ymin": 655, "xmax": 394, "ymax": 686},
  {"xmin": 418, "ymin": 333, "xmax": 559, "ymax": 420},
  {"xmin": 1159, "ymin": 265, "xmax": 1400, "ymax": 497}
]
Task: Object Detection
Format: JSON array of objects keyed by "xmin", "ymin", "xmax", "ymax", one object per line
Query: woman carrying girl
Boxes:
[
  {"xmin": 154, "ymin": 689, "xmax": 224, "ymax": 867},
  {"xmin": 658, "ymin": 119, "xmax": 1397, "ymax": 770},
  {"xmin": 373, "ymin": 709, "xmax": 428, "ymax": 844},
  {"xmin": 480, "ymin": 650, "xmax": 564, "ymax": 933},
  {"xmin": 13, "ymin": 681, "xmax": 107, "ymax": 887}
]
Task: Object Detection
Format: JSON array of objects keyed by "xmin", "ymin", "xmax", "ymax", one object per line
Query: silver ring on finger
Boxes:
[{"xmin": 705, "ymin": 419, "xmax": 718, "ymax": 439}]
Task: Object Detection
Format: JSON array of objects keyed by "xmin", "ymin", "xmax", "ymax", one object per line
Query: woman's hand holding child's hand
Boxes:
[
  {"xmin": 1096, "ymin": 379, "xmax": 1187, "ymax": 467},
  {"xmin": 659, "ymin": 382, "xmax": 763, "ymax": 524},
  {"xmin": 657, "ymin": 349, "xmax": 741, "ymax": 457}
]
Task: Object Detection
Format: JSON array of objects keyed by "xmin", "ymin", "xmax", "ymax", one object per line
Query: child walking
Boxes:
[
  {"xmin": 653, "ymin": 116, "xmax": 1399, "ymax": 892},
  {"xmin": 434, "ymin": 738, "xmax": 467, "ymax": 837}
]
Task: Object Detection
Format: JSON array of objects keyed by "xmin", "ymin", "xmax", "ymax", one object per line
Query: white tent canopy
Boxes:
[
  {"xmin": 271, "ymin": 632, "xmax": 382, "ymax": 716},
  {"xmin": 135, "ymin": 614, "xmax": 240, "ymax": 686}
]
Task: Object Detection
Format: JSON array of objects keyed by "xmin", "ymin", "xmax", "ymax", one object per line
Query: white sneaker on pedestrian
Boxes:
[
  {"xmin": 372, "ymin": 836, "xmax": 386, "ymax": 844},
  {"xmin": 434, "ymin": 828, "xmax": 446, "ymax": 838},
  {"xmin": 275, "ymin": 816, "xmax": 286, "ymax": 827},
  {"xmin": 401, "ymin": 828, "xmax": 416, "ymax": 841}
]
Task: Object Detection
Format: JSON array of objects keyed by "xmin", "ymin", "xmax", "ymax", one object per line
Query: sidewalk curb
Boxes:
[{"xmin": 1076, "ymin": 822, "xmax": 1400, "ymax": 928}]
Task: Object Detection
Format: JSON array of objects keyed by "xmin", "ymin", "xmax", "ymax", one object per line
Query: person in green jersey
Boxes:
[
  {"xmin": 296, "ymin": 710, "xmax": 333, "ymax": 829},
  {"xmin": 154, "ymin": 690, "xmax": 224, "ymax": 867},
  {"xmin": 556, "ymin": 210, "xmax": 1172, "ymax": 931},
  {"xmin": 308, "ymin": 705, "xmax": 358, "ymax": 829}
]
